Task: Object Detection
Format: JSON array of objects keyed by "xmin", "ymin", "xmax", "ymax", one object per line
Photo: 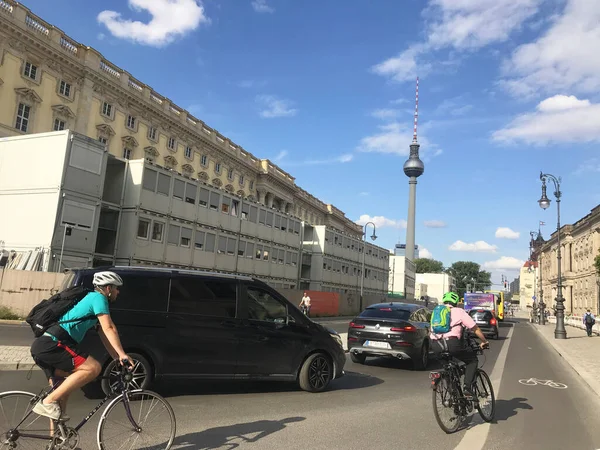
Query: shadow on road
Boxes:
[
  {"xmin": 173, "ymin": 417, "xmax": 305, "ymax": 449},
  {"xmin": 493, "ymin": 397, "xmax": 533, "ymax": 422}
]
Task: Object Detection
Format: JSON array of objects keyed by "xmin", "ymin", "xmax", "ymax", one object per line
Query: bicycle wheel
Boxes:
[
  {"xmin": 97, "ymin": 390, "xmax": 176, "ymax": 450},
  {"xmin": 474, "ymin": 370, "xmax": 495, "ymax": 422},
  {"xmin": 432, "ymin": 376, "xmax": 462, "ymax": 434},
  {"xmin": 0, "ymin": 391, "xmax": 54, "ymax": 449}
]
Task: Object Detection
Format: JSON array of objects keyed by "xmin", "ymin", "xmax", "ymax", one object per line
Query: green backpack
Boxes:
[{"xmin": 430, "ymin": 305, "xmax": 452, "ymax": 334}]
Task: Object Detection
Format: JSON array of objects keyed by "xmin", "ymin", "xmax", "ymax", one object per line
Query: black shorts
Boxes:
[{"xmin": 30, "ymin": 335, "xmax": 89, "ymax": 379}]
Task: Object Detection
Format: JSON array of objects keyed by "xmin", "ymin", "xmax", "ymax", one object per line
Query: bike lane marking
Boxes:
[{"xmin": 453, "ymin": 325, "xmax": 514, "ymax": 450}]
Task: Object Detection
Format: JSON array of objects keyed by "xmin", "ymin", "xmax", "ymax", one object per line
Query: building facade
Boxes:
[
  {"xmin": 537, "ymin": 205, "xmax": 600, "ymax": 315},
  {"xmin": 388, "ymin": 255, "xmax": 416, "ymax": 300},
  {"xmin": 0, "ymin": 2, "xmax": 362, "ymax": 235},
  {"xmin": 519, "ymin": 261, "xmax": 537, "ymax": 308},
  {"xmin": 415, "ymin": 273, "xmax": 456, "ymax": 304}
]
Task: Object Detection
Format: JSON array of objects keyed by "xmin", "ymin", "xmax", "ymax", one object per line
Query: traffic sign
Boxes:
[{"xmin": 532, "ymin": 295, "xmax": 536, "ymax": 300}]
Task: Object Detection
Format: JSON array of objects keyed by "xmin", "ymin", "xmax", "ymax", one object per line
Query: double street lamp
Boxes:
[
  {"xmin": 359, "ymin": 222, "xmax": 377, "ymax": 311},
  {"xmin": 538, "ymin": 171, "xmax": 565, "ymax": 339}
]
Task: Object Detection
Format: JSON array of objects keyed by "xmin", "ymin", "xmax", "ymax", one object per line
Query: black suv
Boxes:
[
  {"xmin": 64, "ymin": 266, "xmax": 345, "ymax": 394},
  {"xmin": 347, "ymin": 302, "xmax": 431, "ymax": 370}
]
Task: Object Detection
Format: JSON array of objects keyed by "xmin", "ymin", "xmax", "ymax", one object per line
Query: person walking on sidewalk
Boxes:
[{"xmin": 583, "ymin": 309, "xmax": 596, "ymax": 337}]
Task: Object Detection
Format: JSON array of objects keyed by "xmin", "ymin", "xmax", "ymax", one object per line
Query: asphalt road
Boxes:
[
  {"xmin": 0, "ymin": 323, "xmax": 33, "ymax": 346},
  {"xmin": 1, "ymin": 319, "xmax": 599, "ymax": 449}
]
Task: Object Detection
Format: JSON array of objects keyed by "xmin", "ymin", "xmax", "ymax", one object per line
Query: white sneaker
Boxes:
[{"xmin": 32, "ymin": 400, "xmax": 61, "ymax": 420}]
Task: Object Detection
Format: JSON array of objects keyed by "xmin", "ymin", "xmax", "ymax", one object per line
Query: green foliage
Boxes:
[
  {"xmin": 0, "ymin": 305, "xmax": 21, "ymax": 320},
  {"xmin": 595, "ymin": 249, "xmax": 600, "ymax": 275},
  {"xmin": 445, "ymin": 261, "xmax": 492, "ymax": 298},
  {"xmin": 414, "ymin": 258, "xmax": 444, "ymax": 274}
]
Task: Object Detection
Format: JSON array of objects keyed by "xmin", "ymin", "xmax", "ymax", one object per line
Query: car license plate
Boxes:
[
  {"xmin": 477, "ymin": 321, "xmax": 488, "ymax": 325},
  {"xmin": 364, "ymin": 340, "xmax": 391, "ymax": 349}
]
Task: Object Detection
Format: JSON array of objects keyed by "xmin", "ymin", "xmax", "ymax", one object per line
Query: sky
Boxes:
[{"xmin": 23, "ymin": 0, "xmax": 600, "ymax": 287}]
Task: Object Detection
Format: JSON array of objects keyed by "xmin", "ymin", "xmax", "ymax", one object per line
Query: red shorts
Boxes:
[{"xmin": 31, "ymin": 335, "xmax": 88, "ymax": 378}]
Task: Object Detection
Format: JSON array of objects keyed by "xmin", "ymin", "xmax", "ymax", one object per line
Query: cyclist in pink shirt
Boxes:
[{"xmin": 430, "ymin": 292, "xmax": 489, "ymax": 397}]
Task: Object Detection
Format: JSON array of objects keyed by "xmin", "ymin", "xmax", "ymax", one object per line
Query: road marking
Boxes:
[
  {"xmin": 453, "ymin": 325, "xmax": 514, "ymax": 450},
  {"xmin": 518, "ymin": 378, "xmax": 568, "ymax": 389}
]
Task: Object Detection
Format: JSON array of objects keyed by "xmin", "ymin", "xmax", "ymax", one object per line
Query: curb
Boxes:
[
  {"xmin": 0, "ymin": 320, "xmax": 26, "ymax": 325},
  {"xmin": 0, "ymin": 362, "xmax": 40, "ymax": 371},
  {"xmin": 533, "ymin": 324, "xmax": 600, "ymax": 399}
]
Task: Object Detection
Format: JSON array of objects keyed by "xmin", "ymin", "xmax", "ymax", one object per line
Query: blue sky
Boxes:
[{"xmin": 24, "ymin": 0, "xmax": 600, "ymax": 284}]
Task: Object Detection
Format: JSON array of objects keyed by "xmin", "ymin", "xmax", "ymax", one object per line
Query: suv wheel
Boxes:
[
  {"xmin": 299, "ymin": 352, "xmax": 332, "ymax": 393},
  {"xmin": 413, "ymin": 341, "xmax": 429, "ymax": 370},
  {"xmin": 350, "ymin": 352, "xmax": 367, "ymax": 364},
  {"xmin": 101, "ymin": 352, "xmax": 152, "ymax": 396}
]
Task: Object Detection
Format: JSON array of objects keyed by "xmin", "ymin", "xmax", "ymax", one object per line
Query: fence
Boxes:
[{"xmin": 0, "ymin": 269, "xmax": 65, "ymax": 317}]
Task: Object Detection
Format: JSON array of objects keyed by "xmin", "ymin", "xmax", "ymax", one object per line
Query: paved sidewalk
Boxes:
[
  {"xmin": 532, "ymin": 321, "xmax": 600, "ymax": 399},
  {"xmin": 0, "ymin": 345, "xmax": 37, "ymax": 371}
]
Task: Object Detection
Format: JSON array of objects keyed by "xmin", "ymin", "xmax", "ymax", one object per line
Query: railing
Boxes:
[
  {"xmin": 150, "ymin": 93, "xmax": 163, "ymax": 104},
  {"xmin": 100, "ymin": 61, "xmax": 121, "ymax": 79},
  {"xmin": 216, "ymin": 136, "xmax": 225, "ymax": 144},
  {"xmin": 128, "ymin": 79, "xmax": 143, "ymax": 92},
  {"xmin": 187, "ymin": 116, "xmax": 197, "ymax": 126},
  {"xmin": 59, "ymin": 36, "xmax": 78, "ymax": 54},
  {"xmin": 169, "ymin": 105, "xmax": 181, "ymax": 116},
  {"xmin": 0, "ymin": 0, "xmax": 13, "ymax": 14},
  {"xmin": 202, "ymin": 127, "xmax": 211, "ymax": 135},
  {"xmin": 25, "ymin": 14, "xmax": 49, "ymax": 35}
]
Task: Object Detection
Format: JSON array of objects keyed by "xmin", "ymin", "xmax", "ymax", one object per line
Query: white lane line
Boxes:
[{"xmin": 453, "ymin": 325, "xmax": 514, "ymax": 450}]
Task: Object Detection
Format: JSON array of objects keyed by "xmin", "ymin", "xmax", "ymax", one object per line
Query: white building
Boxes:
[
  {"xmin": 415, "ymin": 273, "xmax": 456, "ymax": 304},
  {"xmin": 388, "ymin": 254, "xmax": 416, "ymax": 300},
  {"xmin": 519, "ymin": 261, "xmax": 538, "ymax": 308}
]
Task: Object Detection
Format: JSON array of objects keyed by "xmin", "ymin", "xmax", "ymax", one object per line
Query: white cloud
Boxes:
[
  {"xmin": 97, "ymin": 33, "xmax": 105, "ymax": 41},
  {"xmin": 372, "ymin": 0, "xmax": 542, "ymax": 82},
  {"xmin": 424, "ymin": 220, "xmax": 447, "ymax": 228},
  {"xmin": 495, "ymin": 227, "xmax": 520, "ymax": 240},
  {"xmin": 501, "ymin": 0, "xmax": 600, "ymax": 98},
  {"xmin": 371, "ymin": 109, "xmax": 401, "ymax": 120},
  {"xmin": 281, "ymin": 154, "xmax": 353, "ymax": 167},
  {"xmin": 359, "ymin": 192, "xmax": 369, "ymax": 196},
  {"xmin": 449, "ymin": 240, "xmax": 498, "ymax": 253},
  {"xmin": 483, "ymin": 256, "xmax": 525, "ymax": 270},
  {"xmin": 493, "ymin": 95, "xmax": 600, "ymax": 144},
  {"xmin": 356, "ymin": 214, "xmax": 407, "ymax": 230},
  {"xmin": 256, "ymin": 95, "xmax": 297, "ymax": 118},
  {"xmin": 97, "ymin": 0, "xmax": 209, "ymax": 47},
  {"xmin": 357, "ymin": 121, "xmax": 442, "ymax": 159},
  {"xmin": 391, "ymin": 98, "xmax": 409, "ymax": 105},
  {"xmin": 574, "ymin": 158, "xmax": 600, "ymax": 175},
  {"xmin": 419, "ymin": 248, "xmax": 434, "ymax": 259},
  {"xmin": 251, "ymin": 0, "xmax": 274, "ymax": 13},
  {"xmin": 273, "ymin": 150, "xmax": 288, "ymax": 162}
]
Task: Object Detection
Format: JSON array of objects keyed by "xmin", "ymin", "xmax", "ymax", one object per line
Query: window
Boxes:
[
  {"xmin": 99, "ymin": 137, "xmax": 108, "ymax": 145},
  {"xmin": 24, "ymin": 62, "xmax": 37, "ymax": 80},
  {"xmin": 221, "ymin": 196, "xmax": 231, "ymax": 214},
  {"xmin": 168, "ymin": 278, "xmax": 237, "ymax": 318},
  {"xmin": 263, "ymin": 247, "xmax": 270, "ymax": 261},
  {"xmin": 281, "ymin": 217, "xmax": 287, "ymax": 232},
  {"xmin": 61, "ymin": 200, "xmax": 95, "ymax": 230},
  {"xmin": 15, "ymin": 103, "xmax": 30, "ymax": 132},
  {"xmin": 217, "ymin": 235, "xmax": 236, "ymax": 255},
  {"xmin": 290, "ymin": 252, "xmax": 298, "ymax": 266},
  {"xmin": 123, "ymin": 148, "xmax": 132, "ymax": 160},
  {"xmin": 53, "ymin": 118, "xmax": 65, "ymax": 131},
  {"xmin": 116, "ymin": 275, "xmax": 169, "ymax": 312},
  {"xmin": 205, "ymin": 233, "xmax": 216, "ymax": 252},
  {"xmin": 143, "ymin": 168, "xmax": 157, "ymax": 191},
  {"xmin": 248, "ymin": 205, "xmax": 258, "ymax": 223},
  {"xmin": 185, "ymin": 182, "xmax": 196, "ymax": 204},
  {"xmin": 238, "ymin": 240, "xmax": 247, "ymax": 257},
  {"xmin": 209, "ymin": 191, "xmax": 220, "ymax": 210},
  {"xmin": 201, "ymin": 154, "xmax": 208, "ymax": 166},
  {"xmin": 278, "ymin": 249, "xmax": 284, "ymax": 264},
  {"xmin": 137, "ymin": 218, "xmax": 150, "ymax": 239},
  {"xmin": 249, "ymin": 180, "xmax": 254, "ymax": 190},
  {"xmin": 227, "ymin": 168, "xmax": 234, "ymax": 180},
  {"xmin": 259, "ymin": 209, "xmax": 266, "ymax": 225},
  {"xmin": 194, "ymin": 230, "xmax": 205, "ymax": 250},
  {"xmin": 239, "ymin": 175, "xmax": 245, "ymax": 186},
  {"xmin": 241, "ymin": 203, "xmax": 250, "ymax": 220},
  {"xmin": 199, "ymin": 188, "xmax": 209, "ymax": 207},
  {"xmin": 148, "ymin": 126, "xmax": 157, "ymax": 141},
  {"xmin": 185, "ymin": 146, "xmax": 193, "ymax": 159},
  {"xmin": 126, "ymin": 115, "xmax": 136, "ymax": 130},
  {"xmin": 247, "ymin": 287, "xmax": 287, "ymax": 323},
  {"xmin": 180, "ymin": 227, "xmax": 192, "ymax": 247},
  {"xmin": 266, "ymin": 212, "xmax": 274, "ymax": 227},
  {"xmin": 152, "ymin": 221, "xmax": 164, "ymax": 241},
  {"xmin": 101, "ymin": 102, "xmax": 113, "ymax": 118},
  {"xmin": 157, "ymin": 173, "xmax": 170, "ymax": 196},
  {"xmin": 168, "ymin": 224, "xmax": 180, "ymax": 245},
  {"xmin": 255, "ymin": 244, "xmax": 263, "ymax": 260},
  {"xmin": 59, "ymin": 80, "xmax": 71, "ymax": 98},
  {"xmin": 168, "ymin": 137, "xmax": 176, "ymax": 151},
  {"xmin": 173, "ymin": 179, "xmax": 185, "ymax": 200},
  {"xmin": 215, "ymin": 162, "xmax": 221, "ymax": 174},
  {"xmin": 274, "ymin": 215, "xmax": 281, "ymax": 229},
  {"xmin": 231, "ymin": 199, "xmax": 239, "ymax": 216}
]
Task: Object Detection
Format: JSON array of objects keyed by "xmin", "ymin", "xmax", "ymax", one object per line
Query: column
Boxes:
[
  {"xmin": 280, "ymin": 201, "xmax": 288, "ymax": 213},
  {"xmin": 74, "ymin": 77, "xmax": 94, "ymax": 135},
  {"xmin": 266, "ymin": 193, "xmax": 274, "ymax": 208},
  {"xmin": 256, "ymin": 189, "xmax": 266, "ymax": 204}
]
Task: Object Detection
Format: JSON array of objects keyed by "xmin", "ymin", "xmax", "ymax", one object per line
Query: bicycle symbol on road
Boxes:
[{"xmin": 518, "ymin": 378, "xmax": 568, "ymax": 389}]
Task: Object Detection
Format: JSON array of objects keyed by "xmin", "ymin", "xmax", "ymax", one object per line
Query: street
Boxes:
[{"xmin": 1, "ymin": 319, "xmax": 599, "ymax": 449}]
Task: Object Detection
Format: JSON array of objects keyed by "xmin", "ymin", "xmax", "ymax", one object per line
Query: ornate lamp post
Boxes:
[
  {"xmin": 529, "ymin": 230, "xmax": 545, "ymax": 325},
  {"xmin": 360, "ymin": 222, "xmax": 377, "ymax": 311},
  {"xmin": 538, "ymin": 172, "xmax": 565, "ymax": 339}
]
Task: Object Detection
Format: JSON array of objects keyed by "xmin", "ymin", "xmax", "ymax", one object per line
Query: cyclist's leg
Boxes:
[{"xmin": 44, "ymin": 356, "xmax": 101, "ymax": 406}]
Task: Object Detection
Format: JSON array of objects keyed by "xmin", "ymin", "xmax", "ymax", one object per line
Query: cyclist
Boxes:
[
  {"xmin": 30, "ymin": 271, "xmax": 133, "ymax": 420},
  {"xmin": 430, "ymin": 292, "xmax": 489, "ymax": 397},
  {"xmin": 299, "ymin": 292, "xmax": 311, "ymax": 317}
]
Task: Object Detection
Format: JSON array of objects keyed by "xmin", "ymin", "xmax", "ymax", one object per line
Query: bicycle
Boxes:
[
  {"xmin": 430, "ymin": 335, "xmax": 495, "ymax": 433},
  {"xmin": 0, "ymin": 361, "xmax": 176, "ymax": 449}
]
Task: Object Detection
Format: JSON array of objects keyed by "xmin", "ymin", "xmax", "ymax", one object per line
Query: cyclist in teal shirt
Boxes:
[{"xmin": 31, "ymin": 271, "xmax": 132, "ymax": 420}]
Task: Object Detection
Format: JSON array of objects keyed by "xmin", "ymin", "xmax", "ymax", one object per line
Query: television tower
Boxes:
[{"xmin": 403, "ymin": 77, "xmax": 424, "ymax": 262}]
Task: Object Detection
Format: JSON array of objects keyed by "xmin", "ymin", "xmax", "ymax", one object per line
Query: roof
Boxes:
[
  {"xmin": 65, "ymin": 266, "xmax": 255, "ymax": 281},
  {"xmin": 523, "ymin": 260, "xmax": 538, "ymax": 269}
]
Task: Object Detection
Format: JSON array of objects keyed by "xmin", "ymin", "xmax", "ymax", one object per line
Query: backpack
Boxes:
[
  {"xmin": 585, "ymin": 314, "xmax": 595, "ymax": 325},
  {"xmin": 26, "ymin": 285, "xmax": 92, "ymax": 337},
  {"xmin": 430, "ymin": 305, "xmax": 452, "ymax": 334}
]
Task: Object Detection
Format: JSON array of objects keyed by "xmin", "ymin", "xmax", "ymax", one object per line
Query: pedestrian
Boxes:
[
  {"xmin": 583, "ymin": 309, "xmax": 596, "ymax": 337},
  {"xmin": 299, "ymin": 292, "xmax": 311, "ymax": 317}
]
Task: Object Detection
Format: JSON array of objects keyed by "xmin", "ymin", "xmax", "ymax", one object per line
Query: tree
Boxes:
[
  {"xmin": 414, "ymin": 258, "xmax": 444, "ymax": 274},
  {"xmin": 445, "ymin": 261, "xmax": 492, "ymax": 298},
  {"xmin": 595, "ymin": 249, "xmax": 600, "ymax": 275}
]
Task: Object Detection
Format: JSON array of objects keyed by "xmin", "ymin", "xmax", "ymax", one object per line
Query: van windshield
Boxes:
[{"xmin": 60, "ymin": 272, "xmax": 76, "ymax": 291}]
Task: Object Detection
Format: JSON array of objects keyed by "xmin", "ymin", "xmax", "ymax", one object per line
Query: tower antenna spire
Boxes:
[{"xmin": 412, "ymin": 77, "xmax": 419, "ymax": 144}]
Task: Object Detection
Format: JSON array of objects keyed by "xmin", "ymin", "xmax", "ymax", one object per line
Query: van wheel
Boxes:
[
  {"xmin": 350, "ymin": 353, "xmax": 366, "ymax": 364},
  {"xmin": 101, "ymin": 353, "xmax": 152, "ymax": 396},
  {"xmin": 299, "ymin": 352, "xmax": 332, "ymax": 393}
]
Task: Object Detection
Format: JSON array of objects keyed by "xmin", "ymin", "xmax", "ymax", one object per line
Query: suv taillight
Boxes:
[
  {"xmin": 391, "ymin": 325, "xmax": 416, "ymax": 332},
  {"xmin": 349, "ymin": 322, "xmax": 365, "ymax": 329}
]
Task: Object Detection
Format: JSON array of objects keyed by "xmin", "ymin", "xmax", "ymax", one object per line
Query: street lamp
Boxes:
[
  {"xmin": 530, "ymin": 230, "xmax": 546, "ymax": 325},
  {"xmin": 359, "ymin": 222, "xmax": 377, "ymax": 311},
  {"xmin": 538, "ymin": 172, "xmax": 565, "ymax": 339}
]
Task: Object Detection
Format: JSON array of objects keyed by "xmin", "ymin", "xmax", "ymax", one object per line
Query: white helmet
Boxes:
[{"xmin": 93, "ymin": 271, "xmax": 123, "ymax": 287}]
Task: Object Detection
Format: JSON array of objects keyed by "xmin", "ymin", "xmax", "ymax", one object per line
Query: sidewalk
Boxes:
[
  {"xmin": 0, "ymin": 345, "xmax": 37, "ymax": 371},
  {"xmin": 532, "ymin": 321, "xmax": 600, "ymax": 399}
]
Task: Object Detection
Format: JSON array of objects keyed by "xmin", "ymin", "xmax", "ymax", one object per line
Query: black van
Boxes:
[{"xmin": 63, "ymin": 266, "xmax": 346, "ymax": 394}]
